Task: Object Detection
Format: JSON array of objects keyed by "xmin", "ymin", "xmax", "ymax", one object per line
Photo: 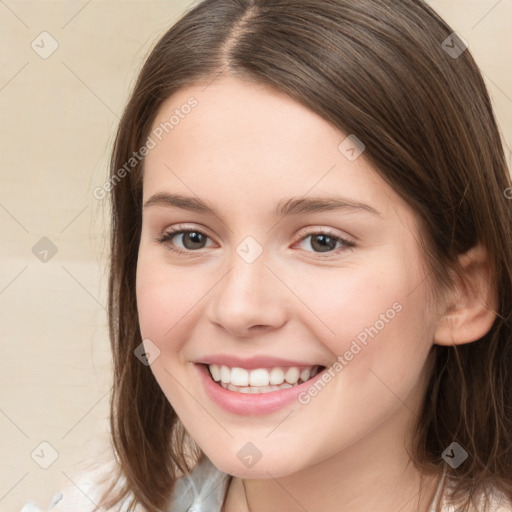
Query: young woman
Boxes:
[{"xmin": 22, "ymin": 0, "xmax": 512, "ymax": 511}]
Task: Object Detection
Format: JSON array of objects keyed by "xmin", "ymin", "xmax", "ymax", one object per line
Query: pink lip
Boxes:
[
  {"xmin": 195, "ymin": 354, "xmax": 320, "ymax": 370},
  {"xmin": 195, "ymin": 363, "xmax": 326, "ymax": 416}
]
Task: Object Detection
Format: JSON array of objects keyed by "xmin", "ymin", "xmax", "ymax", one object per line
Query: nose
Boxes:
[{"xmin": 207, "ymin": 249, "xmax": 288, "ymax": 338}]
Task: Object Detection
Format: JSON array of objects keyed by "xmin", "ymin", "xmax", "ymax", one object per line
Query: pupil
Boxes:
[
  {"xmin": 312, "ymin": 234, "xmax": 336, "ymax": 253},
  {"xmin": 184, "ymin": 232, "xmax": 205, "ymax": 249},
  {"xmin": 180, "ymin": 233, "xmax": 338, "ymax": 252}
]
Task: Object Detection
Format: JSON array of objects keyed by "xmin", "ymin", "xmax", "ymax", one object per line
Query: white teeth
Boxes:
[
  {"xmin": 249, "ymin": 368, "xmax": 269, "ymax": 387},
  {"xmin": 221, "ymin": 381, "xmax": 295, "ymax": 394},
  {"xmin": 269, "ymin": 367, "xmax": 284, "ymax": 385},
  {"xmin": 208, "ymin": 364, "xmax": 322, "ymax": 392},
  {"xmin": 220, "ymin": 365, "xmax": 231, "ymax": 384},
  {"xmin": 300, "ymin": 368, "xmax": 311, "ymax": 382},
  {"xmin": 231, "ymin": 367, "xmax": 249, "ymax": 386},
  {"xmin": 284, "ymin": 367, "xmax": 300, "ymax": 384},
  {"xmin": 210, "ymin": 364, "xmax": 221, "ymax": 382}
]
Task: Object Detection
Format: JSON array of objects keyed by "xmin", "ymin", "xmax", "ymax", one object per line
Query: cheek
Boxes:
[
  {"xmin": 135, "ymin": 254, "xmax": 205, "ymax": 351},
  {"xmin": 135, "ymin": 256, "xmax": 205, "ymax": 413},
  {"xmin": 284, "ymin": 246, "xmax": 434, "ymax": 373}
]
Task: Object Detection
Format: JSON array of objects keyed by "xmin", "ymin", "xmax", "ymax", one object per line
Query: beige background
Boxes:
[{"xmin": 1, "ymin": 1, "xmax": 511, "ymax": 510}]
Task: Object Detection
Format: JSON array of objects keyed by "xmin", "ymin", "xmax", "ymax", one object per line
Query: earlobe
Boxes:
[{"xmin": 433, "ymin": 244, "xmax": 498, "ymax": 346}]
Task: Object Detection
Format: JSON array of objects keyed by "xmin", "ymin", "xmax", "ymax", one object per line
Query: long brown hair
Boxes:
[{"xmin": 95, "ymin": 1, "xmax": 512, "ymax": 510}]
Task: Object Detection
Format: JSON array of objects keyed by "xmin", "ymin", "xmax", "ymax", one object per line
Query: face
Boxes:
[{"xmin": 136, "ymin": 76, "xmax": 439, "ymax": 478}]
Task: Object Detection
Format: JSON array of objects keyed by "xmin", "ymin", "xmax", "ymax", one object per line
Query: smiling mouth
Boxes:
[{"xmin": 205, "ymin": 363, "xmax": 326, "ymax": 394}]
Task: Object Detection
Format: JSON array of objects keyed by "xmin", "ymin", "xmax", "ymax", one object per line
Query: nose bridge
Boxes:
[
  {"xmin": 226, "ymin": 255, "xmax": 265, "ymax": 304},
  {"xmin": 208, "ymin": 238, "xmax": 287, "ymax": 336}
]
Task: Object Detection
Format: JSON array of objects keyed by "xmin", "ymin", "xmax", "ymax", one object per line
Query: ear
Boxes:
[{"xmin": 434, "ymin": 244, "xmax": 498, "ymax": 346}]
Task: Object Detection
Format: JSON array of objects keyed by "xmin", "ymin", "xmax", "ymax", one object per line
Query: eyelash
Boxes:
[{"xmin": 154, "ymin": 225, "xmax": 356, "ymax": 258}]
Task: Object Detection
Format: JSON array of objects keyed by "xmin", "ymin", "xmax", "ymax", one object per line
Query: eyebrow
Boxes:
[{"xmin": 143, "ymin": 192, "xmax": 382, "ymax": 219}]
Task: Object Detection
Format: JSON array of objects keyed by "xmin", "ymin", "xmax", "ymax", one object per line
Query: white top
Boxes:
[{"xmin": 20, "ymin": 457, "xmax": 512, "ymax": 512}]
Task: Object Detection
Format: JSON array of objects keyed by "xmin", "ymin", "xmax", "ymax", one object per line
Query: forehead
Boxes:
[{"xmin": 142, "ymin": 76, "xmax": 411, "ymax": 224}]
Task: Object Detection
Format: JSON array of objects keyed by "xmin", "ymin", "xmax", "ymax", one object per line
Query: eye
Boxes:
[
  {"xmin": 296, "ymin": 231, "xmax": 355, "ymax": 255},
  {"xmin": 155, "ymin": 226, "xmax": 355, "ymax": 257},
  {"xmin": 155, "ymin": 227, "xmax": 214, "ymax": 254}
]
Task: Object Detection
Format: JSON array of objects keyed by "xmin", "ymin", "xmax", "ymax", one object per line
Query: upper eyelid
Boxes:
[
  {"xmin": 160, "ymin": 225, "xmax": 354, "ymax": 248},
  {"xmin": 165, "ymin": 224, "xmax": 216, "ymax": 242}
]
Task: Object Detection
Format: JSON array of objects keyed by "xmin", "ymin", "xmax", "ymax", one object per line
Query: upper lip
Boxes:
[{"xmin": 195, "ymin": 354, "xmax": 324, "ymax": 369}]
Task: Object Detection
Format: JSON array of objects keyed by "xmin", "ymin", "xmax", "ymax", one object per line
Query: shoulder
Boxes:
[
  {"xmin": 169, "ymin": 456, "xmax": 231, "ymax": 512},
  {"xmin": 20, "ymin": 456, "xmax": 229, "ymax": 512},
  {"xmin": 441, "ymin": 480, "xmax": 512, "ymax": 512},
  {"xmin": 474, "ymin": 487, "xmax": 512, "ymax": 512},
  {"xmin": 19, "ymin": 457, "xmax": 137, "ymax": 512}
]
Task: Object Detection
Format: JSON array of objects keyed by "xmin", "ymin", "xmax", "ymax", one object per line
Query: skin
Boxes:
[{"xmin": 135, "ymin": 76, "xmax": 496, "ymax": 512}]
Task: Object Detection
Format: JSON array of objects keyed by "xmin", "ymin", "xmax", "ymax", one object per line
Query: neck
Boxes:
[{"xmin": 224, "ymin": 405, "xmax": 441, "ymax": 512}]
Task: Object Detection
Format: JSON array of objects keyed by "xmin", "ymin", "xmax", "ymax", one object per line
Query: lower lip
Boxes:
[{"xmin": 195, "ymin": 363, "xmax": 326, "ymax": 415}]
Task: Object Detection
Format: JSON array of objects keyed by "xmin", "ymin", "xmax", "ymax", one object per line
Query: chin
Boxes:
[{"xmin": 202, "ymin": 446, "xmax": 307, "ymax": 479}]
